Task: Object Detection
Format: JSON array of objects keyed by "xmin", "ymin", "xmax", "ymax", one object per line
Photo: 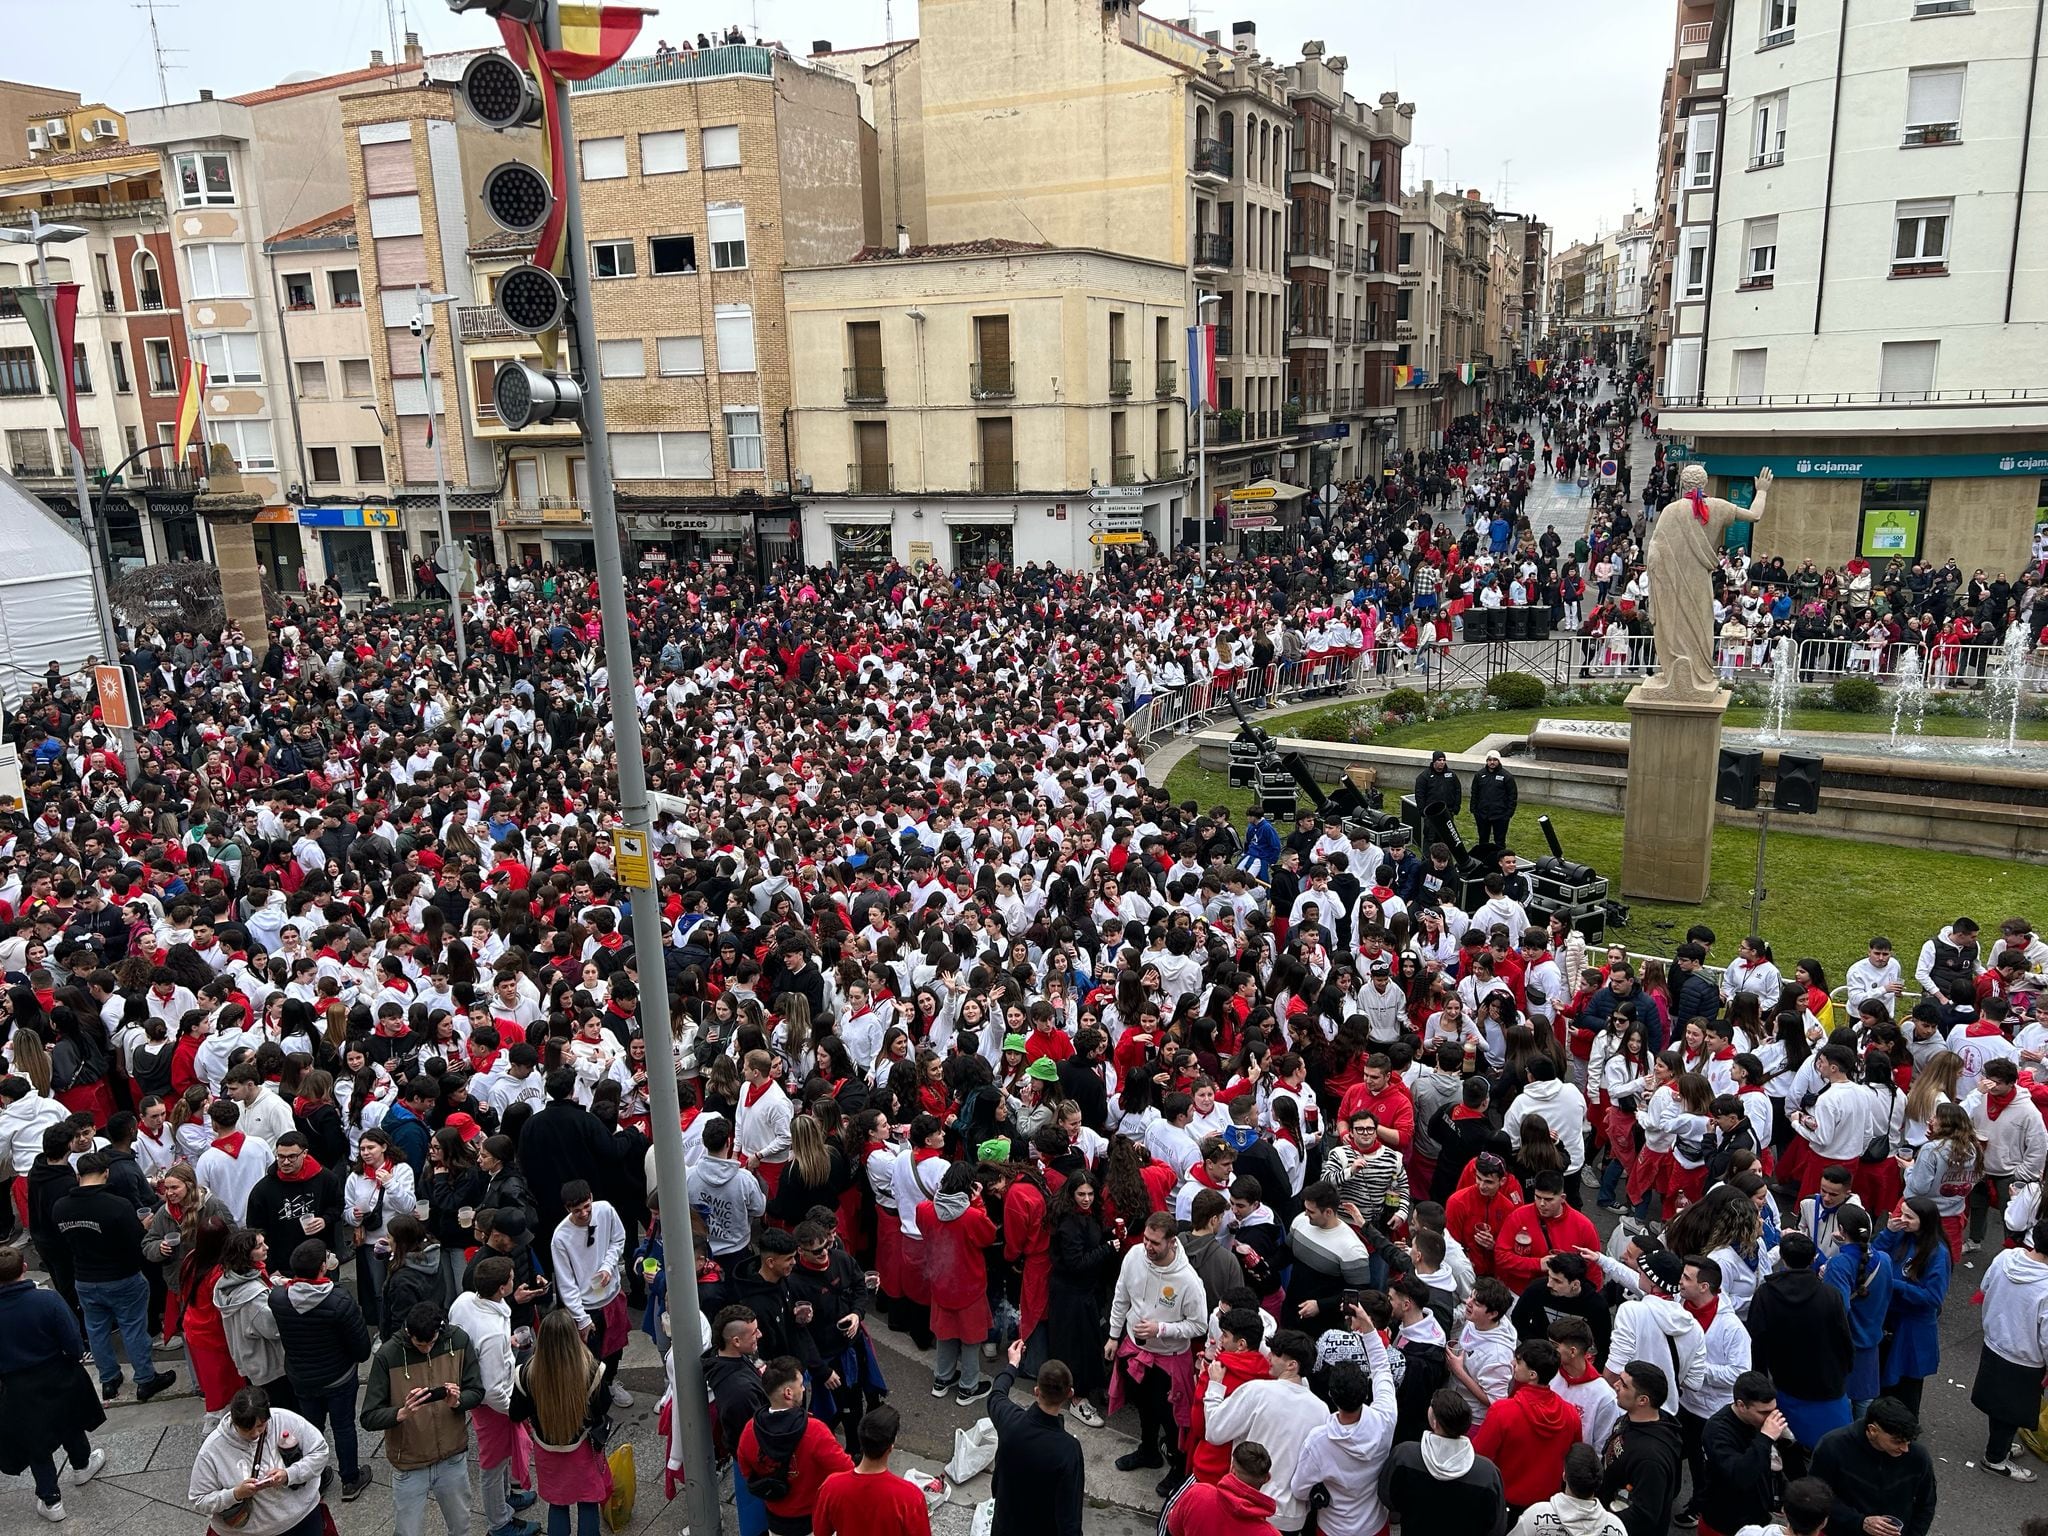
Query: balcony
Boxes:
[
  {"xmin": 9, "ymin": 455, "xmax": 58, "ymax": 480},
  {"xmin": 140, "ymin": 466, "xmax": 200, "ymax": 497},
  {"xmin": 970, "ymin": 360, "xmax": 1014, "ymax": 398},
  {"xmin": 138, "ymin": 286, "xmax": 165, "ymax": 311},
  {"xmin": 1903, "ymin": 122, "xmax": 1960, "ymax": 147},
  {"xmin": 1335, "ymin": 387, "xmax": 1355, "ymax": 412},
  {"xmin": 1111, "ymin": 453, "xmax": 1139, "ymax": 486},
  {"xmin": 1678, "ymin": 19, "xmax": 1714, "ymax": 62},
  {"xmin": 1289, "ymin": 149, "xmax": 1336, "ymax": 187},
  {"xmin": 1155, "ymin": 358, "xmax": 1177, "ymax": 396},
  {"xmin": 1156, "ymin": 450, "xmax": 1182, "ymax": 479},
  {"xmin": 1340, "ymin": 168, "xmax": 1357, "ymax": 200},
  {"xmin": 1192, "ymin": 138, "xmax": 1234, "ymax": 182},
  {"xmin": 458, "ymin": 304, "xmax": 521, "ymax": 342},
  {"xmin": 501, "ymin": 496, "xmax": 587, "ymax": 525},
  {"xmin": 1108, "ymin": 358, "xmax": 1132, "ymax": 397},
  {"xmin": 1749, "ymin": 149, "xmax": 1784, "ymax": 170},
  {"xmin": 847, "ymin": 461, "xmax": 894, "ymax": 494},
  {"xmin": 1337, "ymin": 244, "xmax": 1355, "ymax": 273},
  {"xmin": 971, "ymin": 460, "xmax": 1018, "ymax": 495},
  {"xmin": 1289, "ymin": 234, "xmax": 1334, "ymax": 266},
  {"xmin": 1214, "ymin": 326, "xmax": 1233, "ymax": 358},
  {"xmin": 1193, "ymin": 232, "xmax": 1233, "ymax": 271},
  {"xmin": 1205, "ymin": 411, "xmax": 1243, "ymax": 444},
  {"xmin": 1336, "ymin": 317, "xmax": 1353, "ymax": 344},
  {"xmin": 844, "ymin": 365, "xmax": 887, "ymax": 403},
  {"xmin": 1362, "ymin": 179, "xmax": 1389, "ymax": 207}
]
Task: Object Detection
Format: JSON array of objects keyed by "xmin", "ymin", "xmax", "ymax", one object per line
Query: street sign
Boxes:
[
  {"xmin": 611, "ymin": 827, "xmax": 653, "ymax": 890},
  {"xmin": 1089, "ymin": 485, "xmax": 1144, "ymax": 500},
  {"xmin": 1229, "ymin": 486, "xmax": 1276, "ymax": 502},
  {"xmin": 1599, "ymin": 459, "xmax": 1618, "ymax": 484},
  {"xmin": 1231, "ymin": 513, "xmax": 1279, "ymax": 530},
  {"xmin": 1103, "ymin": 505, "xmax": 1146, "ymax": 531},
  {"xmin": 1090, "ymin": 531, "xmax": 1146, "ymax": 545}
]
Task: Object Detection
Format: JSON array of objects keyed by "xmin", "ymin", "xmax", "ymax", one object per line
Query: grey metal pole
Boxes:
[
  {"xmin": 541, "ymin": 13, "xmax": 721, "ymax": 1532},
  {"xmin": 415, "ymin": 288, "xmax": 469, "ymax": 671}
]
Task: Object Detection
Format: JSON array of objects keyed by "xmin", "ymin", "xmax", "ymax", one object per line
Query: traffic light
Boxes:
[{"xmin": 455, "ymin": 23, "xmax": 581, "ymax": 429}]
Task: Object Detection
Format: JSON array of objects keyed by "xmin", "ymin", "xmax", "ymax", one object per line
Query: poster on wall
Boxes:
[
  {"xmin": 1723, "ymin": 479, "xmax": 1755, "ymax": 552},
  {"xmin": 1858, "ymin": 506, "xmax": 1925, "ymax": 561}
]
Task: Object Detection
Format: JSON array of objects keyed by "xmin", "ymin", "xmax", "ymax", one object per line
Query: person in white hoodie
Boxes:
[
  {"xmin": 1504, "ymin": 1059, "xmax": 1590, "ymax": 1177},
  {"xmin": 1970, "ymin": 1215, "xmax": 2048, "ymax": 1482},
  {"xmin": 1290, "ymin": 1320, "xmax": 1398, "ymax": 1536},
  {"xmin": 1107, "ymin": 1213, "xmax": 1211, "ymax": 1489},
  {"xmin": 449, "ymin": 1256, "xmax": 538, "ymax": 1536},
  {"xmin": 0, "ymin": 1074, "xmax": 68, "ymax": 1192},
  {"xmin": 1201, "ymin": 1327, "xmax": 1329, "ymax": 1535},
  {"xmin": 549, "ymin": 1180, "xmax": 632, "ymax": 1407},
  {"xmin": 1509, "ymin": 1442, "xmax": 1628, "ymax": 1536},
  {"xmin": 1594, "ymin": 1245, "xmax": 1708, "ymax": 1418}
]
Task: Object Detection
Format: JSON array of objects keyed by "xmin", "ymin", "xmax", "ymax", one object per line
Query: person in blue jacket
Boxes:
[
  {"xmin": 1873, "ymin": 1195, "xmax": 1950, "ymax": 1419},
  {"xmin": 1238, "ymin": 806, "xmax": 1281, "ymax": 880},
  {"xmin": 1822, "ymin": 1202, "xmax": 1894, "ymax": 1417}
]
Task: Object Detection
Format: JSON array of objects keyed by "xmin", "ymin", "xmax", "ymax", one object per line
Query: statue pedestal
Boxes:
[{"xmin": 1620, "ymin": 683, "xmax": 1729, "ymax": 904}]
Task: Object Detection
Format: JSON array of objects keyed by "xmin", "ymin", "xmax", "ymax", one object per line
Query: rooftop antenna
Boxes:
[
  {"xmin": 385, "ymin": 0, "xmax": 403, "ymax": 83},
  {"xmin": 134, "ymin": 0, "xmax": 184, "ymax": 107},
  {"xmin": 1497, "ymin": 159, "xmax": 1513, "ymax": 208}
]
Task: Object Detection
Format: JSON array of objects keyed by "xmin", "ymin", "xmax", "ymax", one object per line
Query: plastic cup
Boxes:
[
  {"xmin": 300, "ymin": 1214, "xmax": 319, "ymax": 1233},
  {"xmin": 458, "ymin": 1206, "xmax": 475, "ymax": 1227},
  {"xmin": 640, "ymin": 1256, "xmax": 661, "ymax": 1278}
]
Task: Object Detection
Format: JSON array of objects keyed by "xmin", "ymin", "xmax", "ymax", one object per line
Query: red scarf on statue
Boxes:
[{"xmin": 1685, "ymin": 488, "xmax": 1710, "ymax": 525}]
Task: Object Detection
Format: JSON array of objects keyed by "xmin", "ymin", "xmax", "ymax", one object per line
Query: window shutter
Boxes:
[{"xmin": 1907, "ymin": 68, "xmax": 1963, "ymax": 126}]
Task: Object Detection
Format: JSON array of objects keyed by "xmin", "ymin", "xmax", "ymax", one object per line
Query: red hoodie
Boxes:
[
  {"xmin": 1470, "ymin": 1380, "xmax": 1583, "ymax": 1508},
  {"xmin": 1491, "ymin": 1201, "xmax": 1601, "ymax": 1292},
  {"xmin": 1165, "ymin": 1473, "xmax": 1281, "ymax": 1536},
  {"xmin": 1186, "ymin": 1348, "xmax": 1269, "ymax": 1484},
  {"xmin": 1336, "ymin": 1078, "xmax": 1416, "ymax": 1154}
]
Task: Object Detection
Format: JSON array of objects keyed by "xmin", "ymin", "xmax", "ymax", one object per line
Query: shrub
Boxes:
[
  {"xmin": 1485, "ymin": 671, "xmax": 1547, "ymax": 709},
  {"xmin": 1830, "ymin": 676, "xmax": 1882, "ymax": 715},
  {"xmin": 1382, "ymin": 687, "xmax": 1428, "ymax": 718}
]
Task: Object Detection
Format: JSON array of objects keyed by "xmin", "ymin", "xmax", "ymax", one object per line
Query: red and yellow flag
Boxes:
[
  {"xmin": 173, "ymin": 357, "xmax": 209, "ymax": 463},
  {"xmin": 552, "ymin": 4, "xmax": 641, "ymax": 78}
]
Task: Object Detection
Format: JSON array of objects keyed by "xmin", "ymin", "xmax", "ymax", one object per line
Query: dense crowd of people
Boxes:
[{"xmin": 0, "ymin": 359, "xmax": 2042, "ymax": 1536}]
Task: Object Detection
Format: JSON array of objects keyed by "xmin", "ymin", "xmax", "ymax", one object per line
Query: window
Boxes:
[
  {"xmin": 110, "ymin": 341, "xmax": 130, "ymax": 393},
  {"xmin": 609, "ymin": 430, "xmax": 713, "ymax": 479},
  {"xmin": 7, "ymin": 429, "xmax": 52, "ymax": 474},
  {"xmin": 197, "ymin": 332, "xmax": 263, "ymax": 384},
  {"xmin": 657, "ymin": 335, "xmax": 705, "ymax": 375},
  {"xmin": 70, "ymin": 343, "xmax": 91, "ymax": 395},
  {"xmin": 78, "ymin": 428, "xmax": 104, "ymax": 472},
  {"xmin": 185, "ymin": 243, "xmax": 249, "ymax": 298},
  {"xmin": 174, "ymin": 151, "xmax": 235, "ymax": 206},
  {"xmin": 650, "ymin": 235, "xmax": 697, "ymax": 275},
  {"xmin": 1681, "ymin": 229, "xmax": 1710, "ymax": 299},
  {"xmin": 714, "ymin": 305, "xmax": 756, "ymax": 372},
  {"xmin": 701, "ymin": 125, "xmax": 741, "ymax": 168},
  {"xmin": 724, "ymin": 408, "xmax": 764, "ymax": 471},
  {"xmin": 341, "ymin": 359, "xmax": 374, "ymax": 398},
  {"xmin": 1666, "ymin": 337, "xmax": 1703, "ymax": 402},
  {"xmin": 0, "ymin": 347, "xmax": 38, "ymax": 397},
  {"xmin": 352, "ymin": 444, "xmax": 384, "ymax": 481},
  {"xmin": 1686, "ymin": 113, "xmax": 1719, "ymax": 188},
  {"xmin": 145, "ymin": 338, "xmax": 176, "ymax": 392},
  {"xmin": 1904, "ymin": 66, "xmax": 1964, "ymax": 145},
  {"xmin": 1893, "ymin": 198, "xmax": 1951, "ymax": 271},
  {"xmin": 641, "ymin": 130, "xmax": 689, "ymax": 174},
  {"xmin": 135, "ymin": 251, "xmax": 164, "ymax": 309},
  {"xmin": 1731, "ymin": 348, "xmax": 1767, "ymax": 401},
  {"xmin": 296, "ymin": 360, "xmax": 329, "ymax": 399},
  {"xmin": 1743, "ymin": 217, "xmax": 1778, "ymax": 286},
  {"xmin": 367, "ymin": 195, "xmax": 423, "ymax": 238},
  {"xmin": 598, "ymin": 339, "xmax": 645, "ymax": 377},
  {"xmin": 208, "ymin": 418, "xmax": 276, "ymax": 470},
  {"xmin": 1880, "ymin": 340, "xmax": 1938, "ymax": 399},
  {"xmin": 1762, "ymin": 0, "xmax": 1796, "ymax": 45},
  {"xmin": 329, "ymin": 270, "xmax": 362, "ymax": 307},
  {"xmin": 1752, "ymin": 94, "xmax": 1786, "ymax": 167},
  {"xmin": 283, "ymin": 272, "xmax": 316, "ymax": 310},
  {"xmin": 579, "ymin": 137, "xmax": 627, "ymax": 180},
  {"xmin": 707, "ymin": 205, "xmax": 746, "ymax": 270},
  {"xmin": 590, "ymin": 240, "xmax": 636, "ymax": 279},
  {"xmin": 308, "ymin": 446, "xmax": 342, "ymax": 483}
]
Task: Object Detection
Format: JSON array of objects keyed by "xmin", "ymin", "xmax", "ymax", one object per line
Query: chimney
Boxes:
[
  {"xmin": 895, "ymin": 224, "xmax": 910, "ymax": 256},
  {"xmin": 403, "ymin": 30, "xmax": 423, "ymax": 64},
  {"xmin": 370, "ymin": 48, "xmax": 386, "ymax": 66},
  {"xmin": 199, "ymin": 88, "xmax": 213, "ymax": 101},
  {"xmin": 1231, "ymin": 19, "xmax": 1255, "ymax": 52}
]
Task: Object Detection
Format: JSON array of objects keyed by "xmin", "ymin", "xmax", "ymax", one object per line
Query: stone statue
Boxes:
[{"xmin": 1639, "ymin": 463, "xmax": 1769, "ymax": 701}]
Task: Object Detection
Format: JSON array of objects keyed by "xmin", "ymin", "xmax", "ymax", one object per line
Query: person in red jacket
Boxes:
[
  {"xmin": 1335, "ymin": 1054, "xmax": 1415, "ymax": 1156},
  {"xmin": 1443, "ymin": 1153, "xmax": 1521, "ymax": 1278},
  {"xmin": 737, "ymin": 1355, "xmax": 854, "ymax": 1535},
  {"xmin": 1469, "ymin": 1338, "xmax": 1583, "ymax": 1515},
  {"xmin": 1165, "ymin": 1441, "xmax": 1281, "ymax": 1536},
  {"xmin": 1491, "ymin": 1171, "xmax": 1600, "ymax": 1293},
  {"xmin": 1185, "ymin": 1307, "xmax": 1270, "ymax": 1485},
  {"xmin": 918, "ymin": 1163, "xmax": 1000, "ymax": 1404}
]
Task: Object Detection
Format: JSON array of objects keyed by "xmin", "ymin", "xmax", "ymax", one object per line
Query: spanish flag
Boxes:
[
  {"xmin": 173, "ymin": 357, "xmax": 209, "ymax": 464},
  {"xmin": 1531, "ymin": 358, "xmax": 1550, "ymax": 379},
  {"xmin": 552, "ymin": 4, "xmax": 642, "ymax": 77},
  {"xmin": 1393, "ymin": 365, "xmax": 1414, "ymax": 389}
]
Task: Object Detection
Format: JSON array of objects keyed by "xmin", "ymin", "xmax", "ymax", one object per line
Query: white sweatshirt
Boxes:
[
  {"xmin": 1289, "ymin": 1330, "xmax": 1398, "ymax": 1536},
  {"xmin": 1204, "ymin": 1374, "xmax": 1330, "ymax": 1532},
  {"xmin": 449, "ymin": 1291, "xmax": 517, "ymax": 1413},
  {"xmin": 1980, "ymin": 1246, "xmax": 2048, "ymax": 1368},
  {"xmin": 549, "ymin": 1199, "xmax": 626, "ymax": 1327}
]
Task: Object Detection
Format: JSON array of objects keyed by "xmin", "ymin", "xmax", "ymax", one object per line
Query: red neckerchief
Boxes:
[
  {"xmin": 1686, "ymin": 1296, "xmax": 1720, "ymax": 1332},
  {"xmin": 1559, "ymin": 1358, "xmax": 1600, "ymax": 1387},
  {"xmin": 678, "ymin": 1106, "xmax": 700, "ymax": 1134},
  {"xmin": 1738, "ymin": 1083, "xmax": 1765, "ymax": 1096},
  {"xmin": 1713, "ymin": 1046, "xmax": 1736, "ymax": 1062},
  {"xmin": 741, "ymin": 1080, "xmax": 774, "ymax": 1110},
  {"xmin": 912, "ymin": 1147, "xmax": 945, "ymax": 1165},
  {"xmin": 278, "ymin": 1154, "xmax": 325, "ymax": 1184},
  {"xmin": 1191, "ymin": 1163, "xmax": 1230, "ymax": 1193},
  {"xmin": 1452, "ymin": 1105, "xmax": 1488, "ymax": 1121},
  {"xmin": 211, "ymin": 1131, "xmax": 248, "ymax": 1159},
  {"xmin": 1985, "ymin": 1087, "xmax": 2015, "ymax": 1122},
  {"xmin": 1685, "ymin": 488, "xmax": 1710, "ymax": 525}
]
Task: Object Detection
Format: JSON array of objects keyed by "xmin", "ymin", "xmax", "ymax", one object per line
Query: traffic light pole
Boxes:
[{"xmin": 541, "ymin": 8, "xmax": 721, "ymax": 1530}]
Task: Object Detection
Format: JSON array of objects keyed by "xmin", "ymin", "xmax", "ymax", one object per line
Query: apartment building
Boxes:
[
  {"xmin": 1394, "ymin": 187, "xmax": 1447, "ymax": 451},
  {"xmin": 1649, "ymin": 0, "xmax": 1729, "ymax": 401},
  {"xmin": 787, "ymin": 242, "xmax": 1187, "ymax": 569},
  {"xmin": 0, "ymin": 101, "xmax": 200, "ymax": 576},
  {"xmin": 1658, "ymin": 0, "xmax": 2048, "ymax": 570},
  {"xmin": 1501, "ymin": 215, "xmax": 1552, "ymax": 361},
  {"xmin": 128, "ymin": 43, "xmax": 427, "ymax": 592},
  {"xmin": 1283, "ymin": 43, "xmax": 1412, "ymax": 487}
]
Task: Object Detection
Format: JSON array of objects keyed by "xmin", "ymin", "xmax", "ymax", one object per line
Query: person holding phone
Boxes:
[
  {"xmin": 189, "ymin": 1385, "xmax": 332, "ymax": 1536},
  {"xmin": 360, "ymin": 1300, "xmax": 485, "ymax": 1536}
]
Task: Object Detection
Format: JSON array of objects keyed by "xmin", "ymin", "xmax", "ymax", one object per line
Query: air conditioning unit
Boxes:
[
  {"xmin": 92, "ymin": 118, "xmax": 119, "ymax": 137},
  {"xmin": 44, "ymin": 118, "xmax": 69, "ymax": 139},
  {"xmin": 795, "ymin": 472, "xmax": 814, "ymax": 494},
  {"xmin": 25, "ymin": 127, "xmax": 47, "ymax": 151}
]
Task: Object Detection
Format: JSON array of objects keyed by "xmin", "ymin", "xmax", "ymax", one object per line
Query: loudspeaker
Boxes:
[
  {"xmin": 1776, "ymin": 753, "xmax": 1824, "ymax": 815},
  {"xmin": 1716, "ymin": 747, "xmax": 1762, "ymax": 810}
]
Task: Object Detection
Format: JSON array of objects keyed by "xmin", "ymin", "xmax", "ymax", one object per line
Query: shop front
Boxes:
[
  {"xmin": 296, "ymin": 505, "xmax": 401, "ymax": 595},
  {"xmin": 251, "ymin": 506, "xmax": 307, "ymax": 593},
  {"xmin": 624, "ymin": 510, "xmax": 755, "ymax": 573},
  {"xmin": 822, "ymin": 508, "xmax": 895, "ymax": 574},
  {"xmin": 942, "ymin": 508, "xmax": 1015, "ymax": 573}
]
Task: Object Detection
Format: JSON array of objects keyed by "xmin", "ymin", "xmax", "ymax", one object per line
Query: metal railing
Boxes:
[
  {"xmin": 1193, "ymin": 138, "xmax": 1234, "ymax": 179},
  {"xmin": 970, "ymin": 459, "xmax": 1017, "ymax": 494},
  {"xmin": 843, "ymin": 365, "xmax": 886, "ymax": 403},
  {"xmin": 1156, "ymin": 358, "xmax": 1178, "ymax": 396},
  {"xmin": 1109, "ymin": 358, "xmax": 1132, "ymax": 397},
  {"xmin": 1194, "ymin": 233, "xmax": 1233, "ymax": 269},
  {"xmin": 847, "ymin": 461, "xmax": 893, "ymax": 494},
  {"xmin": 1111, "ymin": 453, "xmax": 1139, "ymax": 486},
  {"xmin": 970, "ymin": 361, "xmax": 1014, "ymax": 398},
  {"xmin": 1661, "ymin": 387, "xmax": 2048, "ymax": 408}
]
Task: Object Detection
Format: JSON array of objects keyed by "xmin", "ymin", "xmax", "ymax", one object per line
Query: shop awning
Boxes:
[
  {"xmin": 940, "ymin": 508, "xmax": 1016, "ymax": 526},
  {"xmin": 823, "ymin": 509, "xmax": 893, "ymax": 525}
]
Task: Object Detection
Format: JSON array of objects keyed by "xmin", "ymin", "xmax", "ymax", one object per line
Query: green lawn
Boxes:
[
  {"xmin": 1275, "ymin": 701, "xmax": 2048, "ymax": 755},
  {"xmin": 1161, "ymin": 753, "xmax": 2021, "ymax": 970}
]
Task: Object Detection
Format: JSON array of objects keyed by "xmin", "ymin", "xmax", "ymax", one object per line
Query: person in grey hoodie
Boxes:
[
  {"xmin": 1509, "ymin": 1443, "xmax": 1627, "ymax": 1536},
  {"xmin": 215, "ymin": 1228, "xmax": 291, "ymax": 1406},
  {"xmin": 696, "ymin": 1116, "xmax": 767, "ymax": 1263},
  {"xmin": 1180, "ymin": 1189, "xmax": 1247, "ymax": 1315}
]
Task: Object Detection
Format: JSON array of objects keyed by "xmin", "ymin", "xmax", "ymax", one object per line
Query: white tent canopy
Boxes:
[{"xmin": 0, "ymin": 468, "xmax": 103, "ymax": 705}]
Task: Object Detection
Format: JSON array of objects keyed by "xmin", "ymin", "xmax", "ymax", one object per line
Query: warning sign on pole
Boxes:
[{"xmin": 611, "ymin": 828, "xmax": 653, "ymax": 890}]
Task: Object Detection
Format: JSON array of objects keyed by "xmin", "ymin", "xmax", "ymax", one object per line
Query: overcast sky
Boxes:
[{"xmin": 14, "ymin": 0, "xmax": 1667, "ymax": 247}]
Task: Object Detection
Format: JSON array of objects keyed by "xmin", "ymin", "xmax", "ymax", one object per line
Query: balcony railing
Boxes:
[
  {"xmin": 1155, "ymin": 358, "xmax": 1177, "ymax": 396},
  {"xmin": 1193, "ymin": 232, "xmax": 1233, "ymax": 269},
  {"xmin": 844, "ymin": 365, "xmax": 886, "ymax": 403},
  {"xmin": 1192, "ymin": 138, "xmax": 1234, "ymax": 180},
  {"xmin": 1337, "ymin": 244, "xmax": 1355, "ymax": 272},
  {"xmin": 1111, "ymin": 453, "xmax": 1139, "ymax": 485},
  {"xmin": 970, "ymin": 360, "xmax": 1014, "ymax": 398},
  {"xmin": 1363, "ymin": 180, "xmax": 1387, "ymax": 206},
  {"xmin": 1207, "ymin": 412, "xmax": 1243, "ymax": 444},
  {"xmin": 1108, "ymin": 358, "xmax": 1132, "ymax": 397},
  {"xmin": 1336, "ymin": 317, "xmax": 1354, "ymax": 343},
  {"xmin": 971, "ymin": 459, "xmax": 1018, "ymax": 494},
  {"xmin": 137, "ymin": 288, "xmax": 165, "ymax": 311},
  {"xmin": 1903, "ymin": 122, "xmax": 1960, "ymax": 146},
  {"xmin": 458, "ymin": 304, "xmax": 521, "ymax": 342},
  {"xmin": 1340, "ymin": 168, "xmax": 1357, "ymax": 199},
  {"xmin": 1214, "ymin": 326, "xmax": 1233, "ymax": 358},
  {"xmin": 10, "ymin": 456, "xmax": 58, "ymax": 478},
  {"xmin": 1157, "ymin": 450, "xmax": 1181, "ymax": 479},
  {"xmin": 848, "ymin": 461, "xmax": 894, "ymax": 494}
]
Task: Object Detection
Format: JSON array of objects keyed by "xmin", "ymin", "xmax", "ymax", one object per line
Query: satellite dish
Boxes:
[{"xmin": 278, "ymin": 69, "xmax": 323, "ymax": 84}]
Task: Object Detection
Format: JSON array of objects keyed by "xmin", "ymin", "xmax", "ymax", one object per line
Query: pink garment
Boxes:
[
  {"xmin": 1105, "ymin": 1338, "xmax": 1200, "ymax": 1430},
  {"xmin": 533, "ymin": 1437, "xmax": 613, "ymax": 1507},
  {"xmin": 474, "ymin": 1403, "xmax": 532, "ymax": 1477}
]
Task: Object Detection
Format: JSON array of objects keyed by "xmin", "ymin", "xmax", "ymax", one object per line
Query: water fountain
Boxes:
[
  {"xmin": 1756, "ymin": 637, "xmax": 1798, "ymax": 744},
  {"xmin": 1983, "ymin": 621, "xmax": 2032, "ymax": 758},
  {"xmin": 1889, "ymin": 645, "xmax": 1929, "ymax": 753}
]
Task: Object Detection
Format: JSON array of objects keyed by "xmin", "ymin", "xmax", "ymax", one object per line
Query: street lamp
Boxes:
[
  {"xmin": 408, "ymin": 288, "xmax": 469, "ymax": 668},
  {"xmin": 1193, "ymin": 291, "xmax": 1221, "ymax": 573}
]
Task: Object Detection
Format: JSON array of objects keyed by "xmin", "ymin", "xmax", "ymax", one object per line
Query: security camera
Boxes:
[{"xmin": 409, "ymin": 314, "xmax": 425, "ymax": 337}]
